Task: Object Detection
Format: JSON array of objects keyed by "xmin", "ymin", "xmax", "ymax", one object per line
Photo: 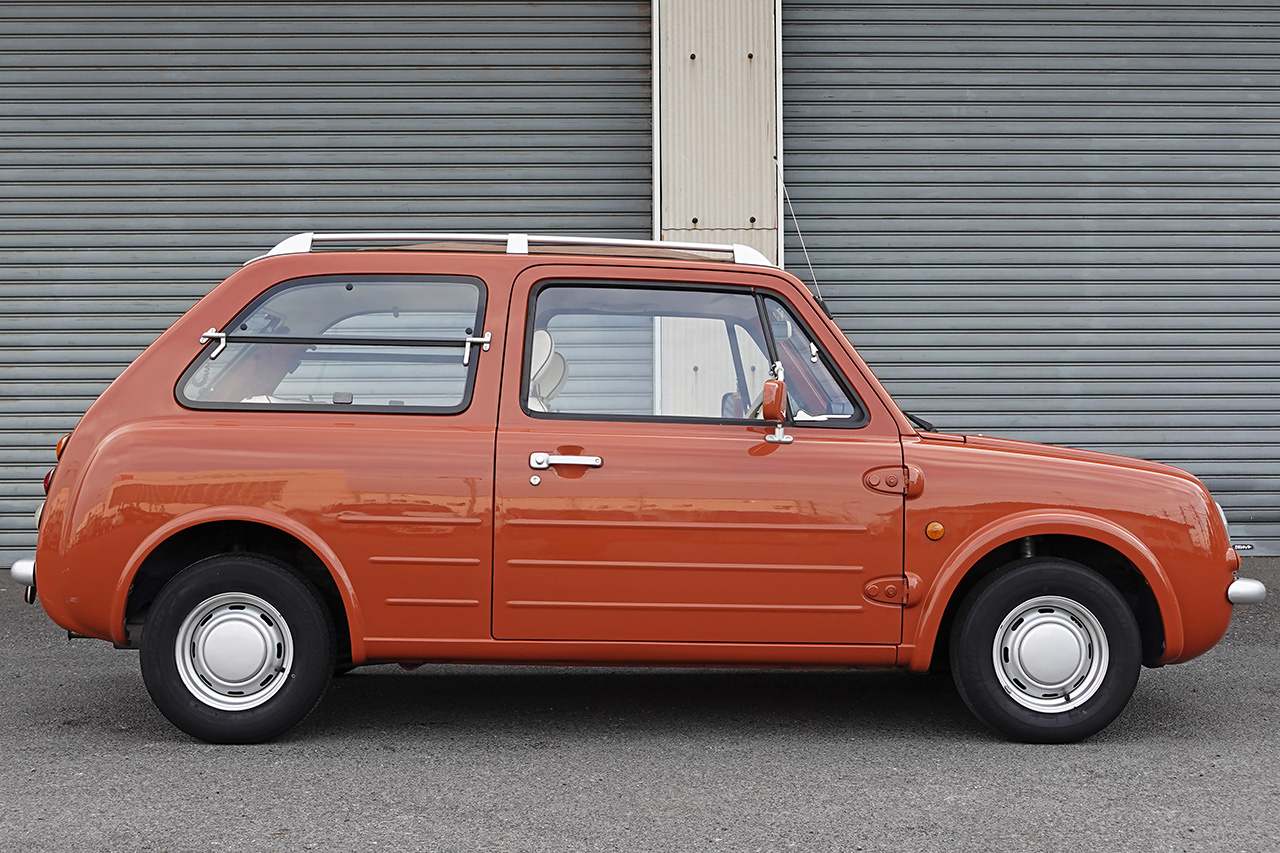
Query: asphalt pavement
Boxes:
[{"xmin": 1, "ymin": 560, "xmax": 1277, "ymax": 853}]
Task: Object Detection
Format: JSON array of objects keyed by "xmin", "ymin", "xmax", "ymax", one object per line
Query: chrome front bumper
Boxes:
[{"xmin": 1228, "ymin": 577, "xmax": 1267, "ymax": 605}]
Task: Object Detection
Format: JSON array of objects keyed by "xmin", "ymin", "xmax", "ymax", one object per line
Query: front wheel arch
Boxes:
[{"xmin": 924, "ymin": 533, "xmax": 1166, "ymax": 672}]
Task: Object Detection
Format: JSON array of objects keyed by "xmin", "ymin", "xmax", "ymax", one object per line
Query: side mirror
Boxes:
[
  {"xmin": 760, "ymin": 380, "xmax": 793, "ymax": 444},
  {"xmin": 761, "ymin": 379, "xmax": 787, "ymax": 423}
]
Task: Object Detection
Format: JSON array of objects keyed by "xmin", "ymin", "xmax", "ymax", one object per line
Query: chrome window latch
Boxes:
[
  {"xmin": 463, "ymin": 331, "xmax": 491, "ymax": 366},
  {"xmin": 199, "ymin": 328, "xmax": 227, "ymax": 360}
]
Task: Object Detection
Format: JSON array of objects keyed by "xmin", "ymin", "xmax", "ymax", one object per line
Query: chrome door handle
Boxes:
[{"xmin": 530, "ymin": 452, "xmax": 603, "ymax": 470}]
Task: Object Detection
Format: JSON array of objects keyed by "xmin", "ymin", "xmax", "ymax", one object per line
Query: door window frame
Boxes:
[{"xmin": 519, "ymin": 278, "xmax": 869, "ymax": 429}]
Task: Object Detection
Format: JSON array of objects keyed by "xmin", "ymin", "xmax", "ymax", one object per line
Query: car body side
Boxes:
[{"xmin": 32, "ymin": 249, "xmax": 1237, "ymax": 672}]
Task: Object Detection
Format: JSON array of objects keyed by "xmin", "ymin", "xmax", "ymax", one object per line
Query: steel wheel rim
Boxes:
[
  {"xmin": 992, "ymin": 595, "xmax": 1109, "ymax": 713},
  {"xmin": 175, "ymin": 592, "xmax": 294, "ymax": 711}
]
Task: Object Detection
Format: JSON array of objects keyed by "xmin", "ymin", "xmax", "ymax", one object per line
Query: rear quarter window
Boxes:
[{"xmin": 177, "ymin": 275, "xmax": 487, "ymax": 414}]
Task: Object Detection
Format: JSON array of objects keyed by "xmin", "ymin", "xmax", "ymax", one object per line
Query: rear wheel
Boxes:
[
  {"xmin": 140, "ymin": 554, "xmax": 335, "ymax": 743},
  {"xmin": 950, "ymin": 557, "xmax": 1142, "ymax": 743}
]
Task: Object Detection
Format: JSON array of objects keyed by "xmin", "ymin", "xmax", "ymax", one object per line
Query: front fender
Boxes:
[{"xmin": 904, "ymin": 509, "xmax": 1183, "ymax": 671}]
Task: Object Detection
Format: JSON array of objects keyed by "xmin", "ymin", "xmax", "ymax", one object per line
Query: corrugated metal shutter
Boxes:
[
  {"xmin": 548, "ymin": 315, "xmax": 656, "ymax": 415},
  {"xmin": 783, "ymin": 0, "xmax": 1280, "ymax": 554},
  {"xmin": 0, "ymin": 1, "xmax": 651, "ymax": 564}
]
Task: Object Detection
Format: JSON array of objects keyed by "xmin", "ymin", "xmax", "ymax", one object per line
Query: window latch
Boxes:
[
  {"xmin": 463, "ymin": 331, "xmax": 491, "ymax": 366},
  {"xmin": 199, "ymin": 328, "xmax": 227, "ymax": 360}
]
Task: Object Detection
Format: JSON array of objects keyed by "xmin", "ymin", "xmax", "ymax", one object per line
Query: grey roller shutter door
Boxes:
[
  {"xmin": 783, "ymin": 0, "xmax": 1280, "ymax": 554},
  {"xmin": 0, "ymin": 1, "xmax": 651, "ymax": 564}
]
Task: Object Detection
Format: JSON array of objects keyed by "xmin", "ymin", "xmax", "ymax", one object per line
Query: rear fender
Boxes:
[{"xmin": 110, "ymin": 506, "xmax": 366, "ymax": 661}]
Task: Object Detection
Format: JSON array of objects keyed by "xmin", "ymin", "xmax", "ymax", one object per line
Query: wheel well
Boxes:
[
  {"xmin": 929, "ymin": 535, "xmax": 1165, "ymax": 670},
  {"xmin": 124, "ymin": 520, "xmax": 352, "ymax": 666}
]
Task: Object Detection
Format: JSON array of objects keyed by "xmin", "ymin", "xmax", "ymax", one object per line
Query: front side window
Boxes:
[
  {"xmin": 762, "ymin": 296, "xmax": 863, "ymax": 423},
  {"xmin": 527, "ymin": 285, "xmax": 767, "ymax": 419},
  {"xmin": 524, "ymin": 283, "xmax": 864, "ymax": 426},
  {"xmin": 178, "ymin": 275, "xmax": 486, "ymax": 413}
]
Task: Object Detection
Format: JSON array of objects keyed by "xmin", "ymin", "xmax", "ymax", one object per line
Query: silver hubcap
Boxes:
[
  {"xmin": 993, "ymin": 595, "xmax": 1109, "ymax": 713},
  {"xmin": 175, "ymin": 592, "xmax": 293, "ymax": 711}
]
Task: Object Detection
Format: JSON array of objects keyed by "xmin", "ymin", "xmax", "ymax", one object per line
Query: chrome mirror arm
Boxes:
[{"xmin": 765, "ymin": 424, "xmax": 794, "ymax": 445}]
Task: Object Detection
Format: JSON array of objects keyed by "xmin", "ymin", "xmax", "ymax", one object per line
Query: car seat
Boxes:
[{"xmin": 528, "ymin": 329, "xmax": 567, "ymax": 411}]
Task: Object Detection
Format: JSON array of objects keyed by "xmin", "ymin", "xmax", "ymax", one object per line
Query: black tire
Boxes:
[
  {"xmin": 950, "ymin": 557, "xmax": 1141, "ymax": 743},
  {"xmin": 140, "ymin": 554, "xmax": 335, "ymax": 743}
]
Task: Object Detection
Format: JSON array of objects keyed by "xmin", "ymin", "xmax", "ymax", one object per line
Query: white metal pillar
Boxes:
[{"xmin": 653, "ymin": 0, "xmax": 782, "ymax": 264}]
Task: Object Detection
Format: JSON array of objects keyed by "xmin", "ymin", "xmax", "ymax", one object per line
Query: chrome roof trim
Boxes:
[{"xmin": 247, "ymin": 232, "xmax": 776, "ymax": 267}]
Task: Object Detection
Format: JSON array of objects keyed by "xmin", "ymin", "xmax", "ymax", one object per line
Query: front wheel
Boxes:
[
  {"xmin": 950, "ymin": 558, "xmax": 1142, "ymax": 743},
  {"xmin": 140, "ymin": 554, "xmax": 335, "ymax": 743}
]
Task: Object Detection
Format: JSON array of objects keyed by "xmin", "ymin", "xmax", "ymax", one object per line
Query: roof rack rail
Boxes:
[{"xmin": 251, "ymin": 232, "xmax": 775, "ymax": 267}]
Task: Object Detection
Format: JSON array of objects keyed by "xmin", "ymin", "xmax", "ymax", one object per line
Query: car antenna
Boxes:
[{"xmin": 775, "ymin": 155, "xmax": 831, "ymax": 317}]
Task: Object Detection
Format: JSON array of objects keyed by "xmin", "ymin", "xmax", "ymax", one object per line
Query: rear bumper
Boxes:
[
  {"xmin": 1227, "ymin": 577, "xmax": 1266, "ymax": 605},
  {"xmin": 9, "ymin": 557, "xmax": 36, "ymax": 605},
  {"xmin": 10, "ymin": 557, "xmax": 34, "ymax": 587}
]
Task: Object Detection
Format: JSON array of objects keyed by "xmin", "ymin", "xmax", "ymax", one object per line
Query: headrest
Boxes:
[{"xmin": 530, "ymin": 329, "xmax": 553, "ymax": 380}]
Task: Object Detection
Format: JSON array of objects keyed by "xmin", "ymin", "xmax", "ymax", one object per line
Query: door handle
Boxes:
[{"xmin": 530, "ymin": 452, "xmax": 603, "ymax": 470}]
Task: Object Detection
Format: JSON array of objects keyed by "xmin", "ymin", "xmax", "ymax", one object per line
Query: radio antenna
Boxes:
[{"xmin": 775, "ymin": 155, "xmax": 825, "ymax": 309}]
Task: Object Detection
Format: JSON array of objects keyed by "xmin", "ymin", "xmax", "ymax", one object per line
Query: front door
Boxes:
[{"xmin": 493, "ymin": 270, "xmax": 904, "ymax": 645}]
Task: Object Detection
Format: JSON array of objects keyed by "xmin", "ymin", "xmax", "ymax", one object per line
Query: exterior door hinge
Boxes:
[
  {"xmin": 864, "ymin": 573, "xmax": 922, "ymax": 607},
  {"xmin": 863, "ymin": 465, "xmax": 925, "ymax": 499}
]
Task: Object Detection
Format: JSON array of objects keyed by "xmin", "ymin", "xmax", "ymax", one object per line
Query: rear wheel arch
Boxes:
[{"xmin": 122, "ymin": 518, "xmax": 358, "ymax": 667}]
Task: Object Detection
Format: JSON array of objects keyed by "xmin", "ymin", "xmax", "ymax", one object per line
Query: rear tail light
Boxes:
[
  {"xmin": 43, "ymin": 469, "xmax": 54, "ymax": 494},
  {"xmin": 56, "ymin": 433, "xmax": 71, "ymax": 460}
]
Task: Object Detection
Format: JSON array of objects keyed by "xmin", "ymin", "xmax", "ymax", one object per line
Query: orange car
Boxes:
[{"xmin": 10, "ymin": 232, "xmax": 1266, "ymax": 744}]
